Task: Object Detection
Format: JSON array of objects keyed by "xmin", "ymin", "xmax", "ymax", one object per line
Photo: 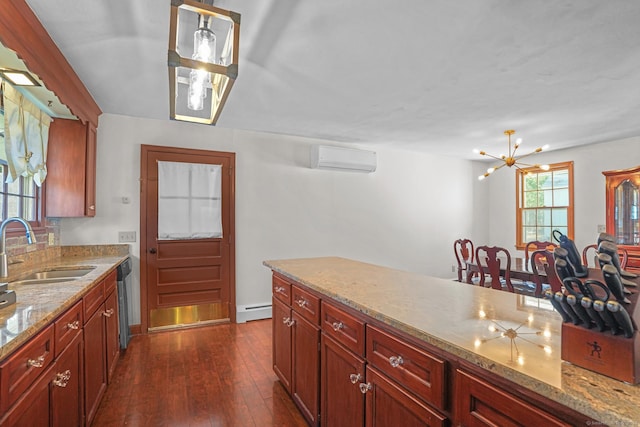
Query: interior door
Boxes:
[{"xmin": 140, "ymin": 145, "xmax": 235, "ymax": 331}]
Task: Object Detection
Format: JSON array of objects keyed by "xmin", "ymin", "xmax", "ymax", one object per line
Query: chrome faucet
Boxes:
[{"xmin": 0, "ymin": 217, "xmax": 36, "ymax": 278}]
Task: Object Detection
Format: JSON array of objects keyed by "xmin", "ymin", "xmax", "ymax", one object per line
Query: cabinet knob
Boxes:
[
  {"xmin": 67, "ymin": 320, "xmax": 80, "ymax": 330},
  {"xmin": 53, "ymin": 370, "xmax": 72, "ymax": 388},
  {"xmin": 332, "ymin": 321, "xmax": 344, "ymax": 332},
  {"xmin": 359, "ymin": 382, "xmax": 372, "ymax": 394},
  {"xmin": 103, "ymin": 308, "xmax": 115, "ymax": 318},
  {"xmin": 274, "ymin": 286, "xmax": 285, "ymax": 294},
  {"xmin": 389, "ymin": 355, "xmax": 404, "ymax": 368},
  {"xmin": 282, "ymin": 317, "xmax": 295, "ymax": 327},
  {"xmin": 295, "ymin": 298, "xmax": 308, "ymax": 308},
  {"xmin": 349, "ymin": 373, "xmax": 362, "ymax": 384},
  {"xmin": 27, "ymin": 354, "xmax": 46, "ymax": 368}
]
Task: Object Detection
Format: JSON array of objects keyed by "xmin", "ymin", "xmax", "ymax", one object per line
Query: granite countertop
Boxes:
[
  {"xmin": 0, "ymin": 245, "xmax": 130, "ymax": 360},
  {"xmin": 264, "ymin": 256, "xmax": 640, "ymax": 427}
]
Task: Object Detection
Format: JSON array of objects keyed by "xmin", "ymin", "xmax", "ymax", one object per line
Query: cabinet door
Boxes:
[
  {"xmin": 292, "ymin": 313, "xmax": 320, "ymax": 426},
  {"xmin": 0, "ymin": 364, "xmax": 52, "ymax": 426},
  {"xmin": 321, "ymin": 334, "xmax": 365, "ymax": 427},
  {"xmin": 84, "ymin": 303, "xmax": 107, "ymax": 426},
  {"xmin": 85, "ymin": 122, "xmax": 97, "ymax": 217},
  {"xmin": 45, "ymin": 118, "xmax": 87, "ymax": 217},
  {"xmin": 365, "ymin": 366, "xmax": 447, "ymax": 427},
  {"xmin": 52, "ymin": 333, "xmax": 83, "ymax": 427},
  {"xmin": 105, "ymin": 289, "xmax": 120, "ymax": 382},
  {"xmin": 273, "ymin": 297, "xmax": 293, "ymax": 393}
]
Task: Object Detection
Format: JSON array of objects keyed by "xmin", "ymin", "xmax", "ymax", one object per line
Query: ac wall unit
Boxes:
[{"xmin": 310, "ymin": 144, "xmax": 377, "ymax": 173}]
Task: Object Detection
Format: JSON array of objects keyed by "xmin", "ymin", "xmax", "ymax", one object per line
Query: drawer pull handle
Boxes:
[
  {"xmin": 349, "ymin": 373, "xmax": 361, "ymax": 384},
  {"xmin": 27, "ymin": 355, "xmax": 46, "ymax": 368},
  {"xmin": 389, "ymin": 355, "xmax": 404, "ymax": 368},
  {"xmin": 295, "ymin": 298, "xmax": 308, "ymax": 308},
  {"xmin": 282, "ymin": 317, "xmax": 295, "ymax": 327},
  {"xmin": 332, "ymin": 322, "xmax": 344, "ymax": 332},
  {"xmin": 103, "ymin": 308, "xmax": 114, "ymax": 318},
  {"xmin": 274, "ymin": 286, "xmax": 285, "ymax": 294},
  {"xmin": 359, "ymin": 382, "xmax": 372, "ymax": 394},
  {"xmin": 53, "ymin": 370, "xmax": 72, "ymax": 388},
  {"xmin": 67, "ymin": 320, "xmax": 80, "ymax": 330}
]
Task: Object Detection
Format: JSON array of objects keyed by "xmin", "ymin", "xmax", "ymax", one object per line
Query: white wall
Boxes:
[
  {"xmin": 472, "ymin": 136, "xmax": 640, "ymax": 256},
  {"xmin": 60, "ymin": 113, "xmax": 475, "ymax": 325}
]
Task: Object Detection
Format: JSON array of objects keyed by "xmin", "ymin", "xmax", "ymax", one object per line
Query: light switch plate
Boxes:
[
  {"xmin": 118, "ymin": 231, "xmax": 136, "ymax": 243},
  {"xmin": 48, "ymin": 233, "xmax": 55, "ymax": 246}
]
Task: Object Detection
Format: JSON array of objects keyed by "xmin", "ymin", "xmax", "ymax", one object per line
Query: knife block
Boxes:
[{"xmin": 561, "ymin": 276, "xmax": 640, "ymax": 384}]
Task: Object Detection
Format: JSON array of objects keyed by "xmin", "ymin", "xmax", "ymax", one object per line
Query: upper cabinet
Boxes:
[
  {"xmin": 0, "ymin": 0, "xmax": 101, "ymax": 217},
  {"xmin": 603, "ymin": 165, "xmax": 640, "ymax": 272}
]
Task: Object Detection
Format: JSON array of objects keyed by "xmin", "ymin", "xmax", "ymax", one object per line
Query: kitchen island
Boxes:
[{"xmin": 264, "ymin": 256, "xmax": 640, "ymax": 426}]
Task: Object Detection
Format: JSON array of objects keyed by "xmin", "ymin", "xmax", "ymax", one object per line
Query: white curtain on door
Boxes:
[
  {"xmin": 157, "ymin": 160, "xmax": 222, "ymax": 239},
  {"xmin": 1, "ymin": 81, "xmax": 52, "ymax": 186}
]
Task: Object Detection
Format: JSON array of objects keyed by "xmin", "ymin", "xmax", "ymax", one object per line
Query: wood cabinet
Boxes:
[
  {"xmin": 0, "ymin": 304, "xmax": 83, "ymax": 426},
  {"xmin": 603, "ymin": 165, "xmax": 640, "ymax": 272},
  {"xmin": 45, "ymin": 118, "xmax": 97, "ymax": 217},
  {"xmin": 271, "ymin": 274, "xmax": 321, "ymax": 426},
  {"xmin": 84, "ymin": 269, "xmax": 118, "ymax": 425}
]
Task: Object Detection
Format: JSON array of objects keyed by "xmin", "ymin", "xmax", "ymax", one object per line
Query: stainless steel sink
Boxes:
[
  {"xmin": 22, "ymin": 267, "xmax": 95, "ymax": 280},
  {"xmin": 11, "ymin": 266, "xmax": 96, "ymax": 285}
]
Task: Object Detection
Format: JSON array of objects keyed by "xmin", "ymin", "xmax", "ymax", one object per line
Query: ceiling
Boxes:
[{"xmin": 21, "ymin": 0, "xmax": 640, "ymax": 159}]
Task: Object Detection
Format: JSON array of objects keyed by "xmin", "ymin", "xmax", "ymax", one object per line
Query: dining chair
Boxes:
[
  {"xmin": 524, "ymin": 240, "xmax": 558, "ymax": 265},
  {"xmin": 530, "ymin": 249, "xmax": 563, "ymax": 297},
  {"xmin": 475, "ymin": 246, "xmax": 514, "ymax": 292},
  {"xmin": 454, "ymin": 238, "xmax": 476, "ymax": 283},
  {"xmin": 582, "ymin": 243, "xmax": 629, "ymax": 269}
]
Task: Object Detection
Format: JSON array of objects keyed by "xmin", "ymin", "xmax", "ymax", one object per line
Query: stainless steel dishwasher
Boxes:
[{"xmin": 117, "ymin": 257, "xmax": 132, "ymax": 349}]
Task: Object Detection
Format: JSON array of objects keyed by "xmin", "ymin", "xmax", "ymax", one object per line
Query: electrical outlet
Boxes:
[
  {"xmin": 118, "ymin": 231, "xmax": 136, "ymax": 243},
  {"xmin": 597, "ymin": 224, "xmax": 606, "ymax": 233},
  {"xmin": 48, "ymin": 233, "xmax": 55, "ymax": 246}
]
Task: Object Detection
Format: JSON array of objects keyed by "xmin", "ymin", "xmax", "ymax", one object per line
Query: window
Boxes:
[
  {"xmin": 0, "ymin": 161, "xmax": 38, "ymax": 221},
  {"xmin": 516, "ymin": 161, "xmax": 574, "ymax": 249}
]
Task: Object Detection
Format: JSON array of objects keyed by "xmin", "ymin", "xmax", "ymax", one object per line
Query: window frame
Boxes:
[
  {"xmin": 0, "ymin": 159, "xmax": 45, "ymax": 235},
  {"xmin": 515, "ymin": 161, "xmax": 574, "ymax": 250}
]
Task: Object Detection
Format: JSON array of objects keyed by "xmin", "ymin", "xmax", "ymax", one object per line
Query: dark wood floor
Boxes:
[{"xmin": 92, "ymin": 319, "xmax": 307, "ymax": 426}]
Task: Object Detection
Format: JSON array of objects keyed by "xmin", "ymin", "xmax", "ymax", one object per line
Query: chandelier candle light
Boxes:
[{"xmin": 475, "ymin": 130, "xmax": 549, "ymax": 180}]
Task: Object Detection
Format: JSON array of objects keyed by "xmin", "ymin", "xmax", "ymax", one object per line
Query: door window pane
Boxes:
[{"xmin": 157, "ymin": 161, "xmax": 222, "ymax": 240}]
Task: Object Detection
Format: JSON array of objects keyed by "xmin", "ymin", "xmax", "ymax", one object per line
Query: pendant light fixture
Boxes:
[
  {"xmin": 168, "ymin": 0, "xmax": 240, "ymax": 125},
  {"xmin": 476, "ymin": 130, "xmax": 550, "ymax": 180}
]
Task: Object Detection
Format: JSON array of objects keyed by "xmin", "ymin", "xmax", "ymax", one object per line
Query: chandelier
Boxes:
[
  {"xmin": 168, "ymin": 0, "xmax": 240, "ymax": 125},
  {"xmin": 476, "ymin": 130, "xmax": 549, "ymax": 180}
]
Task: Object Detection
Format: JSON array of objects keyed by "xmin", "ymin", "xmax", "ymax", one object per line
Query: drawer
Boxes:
[
  {"xmin": 55, "ymin": 300, "xmax": 83, "ymax": 357},
  {"xmin": 321, "ymin": 301, "xmax": 365, "ymax": 357},
  {"xmin": 104, "ymin": 269, "xmax": 117, "ymax": 296},
  {"xmin": 0, "ymin": 324, "xmax": 55, "ymax": 413},
  {"xmin": 455, "ymin": 369, "xmax": 571, "ymax": 426},
  {"xmin": 84, "ymin": 279, "xmax": 106, "ymax": 322},
  {"xmin": 291, "ymin": 285, "xmax": 320, "ymax": 324},
  {"xmin": 366, "ymin": 324, "xmax": 446, "ymax": 411},
  {"xmin": 272, "ymin": 274, "xmax": 292, "ymax": 305}
]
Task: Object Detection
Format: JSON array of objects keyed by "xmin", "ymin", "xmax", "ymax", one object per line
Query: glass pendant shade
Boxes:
[{"xmin": 168, "ymin": 0, "xmax": 240, "ymax": 125}]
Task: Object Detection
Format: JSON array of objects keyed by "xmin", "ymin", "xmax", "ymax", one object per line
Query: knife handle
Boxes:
[
  {"xmin": 544, "ymin": 290, "xmax": 572, "ymax": 323},
  {"xmin": 593, "ymin": 300, "xmax": 621, "ymax": 335},
  {"xmin": 566, "ymin": 294, "xmax": 593, "ymax": 329},
  {"xmin": 554, "ymin": 292, "xmax": 581, "ymax": 325},
  {"xmin": 607, "ymin": 301, "xmax": 635, "ymax": 339},
  {"xmin": 580, "ymin": 297, "xmax": 607, "ymax": 332},
  {"xmin": 602, "ymin": 264, "xmax": 631, "ymax": 304}
]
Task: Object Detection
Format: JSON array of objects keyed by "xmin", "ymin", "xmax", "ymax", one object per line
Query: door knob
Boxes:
[{"xmin": 149, "ymin": 248, "xmax": 157, "ymax": 254}]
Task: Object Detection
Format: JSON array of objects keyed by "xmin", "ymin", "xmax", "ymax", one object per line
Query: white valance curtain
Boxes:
[
  {"xmin": 1, "ymin": 81, "xmax": 52, "ymax": 186},
  {"xmin": 157, "ymin": 161, "xmax": 223, "ymax": 240}
]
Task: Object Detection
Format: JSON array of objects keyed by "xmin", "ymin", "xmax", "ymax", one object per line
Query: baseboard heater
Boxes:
[{"xmin": 236, "ymin": 303, "xmax": 272, "ymax": 323}]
